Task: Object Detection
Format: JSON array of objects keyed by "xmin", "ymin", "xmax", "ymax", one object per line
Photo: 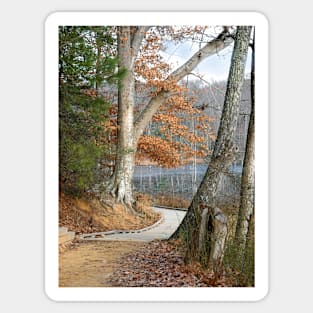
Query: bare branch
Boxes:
[
  {"xmin": 134, "ymin": 29, "xmax": 234, "ymax": 143},
  {"xmin": 130, "ymin": 26, "xmax": 151, "ymax": 69},
  {"xmin": 169, "ymin": 29, "xmax": 233, "ymax": 82}
]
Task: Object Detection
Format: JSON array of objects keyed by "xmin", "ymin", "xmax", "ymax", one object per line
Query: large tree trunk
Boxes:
[
  {"xmin": 173, "ymin": 26, "xmax": 252, "ymax": 268},
  {"xmin": 110, "ymin": 26, "xmax": 136, "ymax": 207},
  {"xmin": 109, "ymin": 26, "xmax": 149, "ymax": 208},
  {"xmin": 234, "ymin": 31, "xmax": 255, "ymax": 256}
]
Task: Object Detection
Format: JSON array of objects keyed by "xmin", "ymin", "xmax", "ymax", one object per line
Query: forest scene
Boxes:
[{"xmin": 58, "ymin": 25, "xmax": 255, "ymax": 288}]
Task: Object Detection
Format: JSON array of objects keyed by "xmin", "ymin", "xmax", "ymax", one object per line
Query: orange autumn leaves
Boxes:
[
  {"xmin": 137, "ymin": 136, "xmax": 181, "ymax": 167},
  {"xmin": 136, "ymin": 109, "xmax": 215, "ymax": 168},
  {"xmin": 136, "ymin": 87, "xmax": 215, "ymax": 168},
  {"xmin": 132, "ymin": 28, "xmax": 216, "ymax": 168},
  {"xmin": 102, "ymin": 26, "xmax": 218, "ymax": 168}
]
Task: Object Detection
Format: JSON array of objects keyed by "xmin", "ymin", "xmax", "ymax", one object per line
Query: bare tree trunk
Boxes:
[
  {"xmin": 108, "ymin": 26, "xmax": 150, "ymax": 208},
  {"xmin": 173, "ymin": 26, "xmax": 252, "ymax": 268},
  {"xmin": 234, "ymin": 30, "xmax": 255, "ymax": 255},
  {"xmin": 110, "ymin": 26, "xmax": 136, "ymax": 208}
]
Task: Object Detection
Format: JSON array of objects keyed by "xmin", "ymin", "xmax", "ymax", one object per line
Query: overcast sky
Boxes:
[{"xmin": 161, "ymin": 39, "xmax": 252, "ymax": 83}]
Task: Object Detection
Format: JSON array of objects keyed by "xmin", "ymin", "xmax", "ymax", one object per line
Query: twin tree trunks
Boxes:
[
  {"xmin": 173, "ymin": 26, "xmax": 253, "ymax": 267},
  {"xmin": 234, "ymin": 30, "xmax": 255, "ymax": 260}
]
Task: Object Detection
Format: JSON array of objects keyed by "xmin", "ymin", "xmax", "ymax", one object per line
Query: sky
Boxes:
[{"xmin": 161, "ymin": 38, "xmax": 252, "ymax": 83}]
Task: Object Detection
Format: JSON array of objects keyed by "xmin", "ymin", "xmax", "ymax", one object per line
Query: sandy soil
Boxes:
[{"xmin": 59, "ymin": 240, "xmax": 144, "ymax": 287}]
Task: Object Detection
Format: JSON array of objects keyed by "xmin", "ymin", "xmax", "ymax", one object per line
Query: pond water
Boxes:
[{"xmin": 133, "ymin": 163, "xmax": 243, "ymax": 204}]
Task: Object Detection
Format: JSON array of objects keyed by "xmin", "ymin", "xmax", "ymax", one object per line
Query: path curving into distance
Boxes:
[{"xmin": 80, "ymin": 207, "xmax": 187, "ymax": 242}]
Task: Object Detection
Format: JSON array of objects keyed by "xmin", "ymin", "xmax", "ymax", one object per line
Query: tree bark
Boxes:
[
  {"xmin": 110, "ymin": 26, "xmax": 136, "ymax": 208},
  {"xmin": 173, "ymin": 26, "xmax": 252, "ymax": 268},
  {"xmin": 109, "ymin": 26, "xmax": 151, "ymax": 208},
  {"xmin": 234, "ymin": 30, "xmax": 255, "ymax": 255}
]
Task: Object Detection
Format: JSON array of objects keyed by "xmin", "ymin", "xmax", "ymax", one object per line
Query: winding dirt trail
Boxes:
[
  {"xmin": 59, "ymin": 240, "xmax": 144, "ymax": 287},
  {"xmin": 59, "ymin": 207, "xmax": 186, "ymax": 287}
]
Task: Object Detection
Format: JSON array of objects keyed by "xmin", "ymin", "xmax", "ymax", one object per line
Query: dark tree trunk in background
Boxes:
[
  {"xmin": 173, "ymin": 26, "xmax": 252, "ymax": 268},
  {"xmin": 234, "ymin": 30, "xmax": 255, "ymax": 259}
]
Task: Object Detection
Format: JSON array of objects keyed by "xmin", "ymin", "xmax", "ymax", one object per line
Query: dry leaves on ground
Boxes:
[
  {"xmin": 108, "ymin": 240, "xmax": 232, "ymax": 287},
  {"xmin": 59, "ymin": 192, "xmax": 161, "ymax": 235},
  {"xmin": 59, "ymin": 192, "xmax": 108, "ymax": 234}
]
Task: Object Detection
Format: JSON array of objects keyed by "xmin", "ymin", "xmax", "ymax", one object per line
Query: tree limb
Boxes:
[
  {"xmin": 134, "ymin": 29, "xmax": 233, "ymax": 143},
  {"xmin": 130, "ymin": 26, "xmax": 151, "ymax": 69}
]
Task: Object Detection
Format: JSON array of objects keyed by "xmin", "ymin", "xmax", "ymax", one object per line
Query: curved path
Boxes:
[{"xmin": 81, "ymin": 207, "xmax": 186, "ymax": 242}]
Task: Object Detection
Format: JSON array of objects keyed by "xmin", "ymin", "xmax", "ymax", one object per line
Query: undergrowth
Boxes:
[{"xmin": 59, "ymin": 192, "xmax": 161, "ymax": 234}]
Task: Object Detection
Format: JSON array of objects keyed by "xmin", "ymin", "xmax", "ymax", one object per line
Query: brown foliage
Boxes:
[{"xmin": 137, "ymin": 136, "xmax": 181, "ymax": 168}]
